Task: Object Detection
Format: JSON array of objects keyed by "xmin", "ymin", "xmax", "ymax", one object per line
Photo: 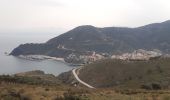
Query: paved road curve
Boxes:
[{"xmin": 72, "ymin": 67, "xmax": 95, "ymax": 89}]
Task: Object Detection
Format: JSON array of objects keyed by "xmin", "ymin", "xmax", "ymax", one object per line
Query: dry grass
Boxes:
[
  {"xmin": 79, "ymin": 58, "xmax": 170, "ymax": 89},
  {"xmin": 0, "ymin": 82, "xmax": 67, "ymax": 100},
  {"xmin": 1, "ymin": 82, "xmax": 170, "ymax": 100}
]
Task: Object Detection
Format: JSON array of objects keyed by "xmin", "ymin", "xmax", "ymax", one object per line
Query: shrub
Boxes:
[
  {"xmin": 53, "ymin": 96, "xmax": 64, "ymax": 100},
  {"xmin": 63, "ymin": 92, "xmax": 81, "ymax": 100},
  {"xmin": 141, "ymin": 84, "xmax": 152, "ymax": 90},
  {"xmin": 45, "ymin": 88, "xmax": 50, "ymax": 91},
  {"xmin": 141, "ymin": 83, "xmax": 162, "ymax": 90},
  {"xmin": 20, "ymin": 95, "xmax": 31, "ymax": 100},
  {"xmin": 152, "ymin": 83, "xmax": 161, "ymax": 90}
]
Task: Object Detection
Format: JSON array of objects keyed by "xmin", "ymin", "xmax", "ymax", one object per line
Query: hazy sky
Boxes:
[{"xmin": 0, "ymin": 0, "xmax": 170, "ymax": 34}]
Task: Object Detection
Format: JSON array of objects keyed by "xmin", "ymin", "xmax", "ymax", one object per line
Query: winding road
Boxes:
[{"xmin": 72, "ymin": 67, "xmax": 95, "ymax": 89}]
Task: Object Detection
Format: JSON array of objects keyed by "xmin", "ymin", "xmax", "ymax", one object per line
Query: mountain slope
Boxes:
[
  {"xmin": 78, "ymin": 58, "xmax": 170, "ymax": 89},
  {"xmin": 10, "ymin": 20, "xmax": 170, "ymax": 57}
]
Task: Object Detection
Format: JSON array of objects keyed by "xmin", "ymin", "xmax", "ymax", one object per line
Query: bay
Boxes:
[{"xmin": 0, "ymin": 33, "xmax": 73, "ymax": 76}]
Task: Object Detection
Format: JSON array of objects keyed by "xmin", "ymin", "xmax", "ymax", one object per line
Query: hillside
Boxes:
[
  {"xmin": 1, "ymin": 70, "xmax": 170, "ymax": 100},
  {"xmin": 10, "ymin": 20, "xmax": 170, "ymax": 58},
  {"xmin": 2, "ymin": 81, "xmax": 170, "ymax": 100},
  {"xmin": 0, "ymin": 70, "xmax": 61, "ymax": 85},
  {"xmin": 78, "ymin": 58, "xmax": 170, "ymax": 89}
]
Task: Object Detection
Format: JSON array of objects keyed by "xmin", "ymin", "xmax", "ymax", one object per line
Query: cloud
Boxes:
[
  {"xmin": 0, "ymin": 0, "xmax": 170, "ymax": 33},
  {"xmin": 29, "ymin": 0, "xmax": 65, "ymax": 7},
  {"xmin": 0, "ymin": 0, "xmax": 64, "ymax": 7}
]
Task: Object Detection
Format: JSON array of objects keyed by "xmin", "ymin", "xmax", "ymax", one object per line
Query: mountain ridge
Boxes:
[{"xmin": 10, "ymin": 20, "xmax": 170, "ymax": 59}]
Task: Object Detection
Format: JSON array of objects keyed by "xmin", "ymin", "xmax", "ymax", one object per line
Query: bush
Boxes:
[
  {"xmin": 141, "ymin": 84, "xmax": 152, "ymax": 90},
  {"xmin": 63, "ymin": 92, "xmax": 81, "ymax": 100},
  {"xmin": 53, "ymin": 96, "xmax": 64, "ymax": 100},
  {"xmin": 45, "ymin": 88, "xmax": 50, "ymax": 91},
  {"xmin": 141, "ymin": 83, "xmax": 162, "ymax": 90},
  {"xmin": 20, "ymin": 95, "xmax": 31, "ymax": 100},
  {"xmin": 152, "ymin": 83, "xmax": 161, "ymax": 90}
]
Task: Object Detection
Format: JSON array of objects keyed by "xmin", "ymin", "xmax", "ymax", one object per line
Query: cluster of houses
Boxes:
[
  {"xmin": 65, "ymin": 49, "xmax": 163, "ymax": 64},
  {"xmin": 57, "ymin": 44, "xmax": 163, "ymax": 63},
  {"xmin": 111, "ymin": 49, "xmax": 162, "ymax": 60},
  {"xmin": 18, "ymin": 47, "xmax": 163, "ymax": 64},
  {"xmin": 65, "ymin": 52, "xmax": 105, "ymax": 64}
]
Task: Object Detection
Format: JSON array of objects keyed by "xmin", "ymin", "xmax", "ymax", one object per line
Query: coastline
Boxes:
[
  {"xmin": 17, "ymin": 55, "xmax": 65, "ymax": 62},
  {"xmin": 16, "ymin": 54, "xmax": 84, "ymax": 67}
]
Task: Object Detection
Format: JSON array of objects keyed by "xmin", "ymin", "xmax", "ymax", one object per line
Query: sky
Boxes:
[{"xmin": 0, "ymin": 0, "xmax": 170, "ymax": 35}]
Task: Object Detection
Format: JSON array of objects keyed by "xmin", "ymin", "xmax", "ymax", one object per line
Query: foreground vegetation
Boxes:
[{"xmin": 1, "ymin": 81, "xmax": 170, "ymax": 100}]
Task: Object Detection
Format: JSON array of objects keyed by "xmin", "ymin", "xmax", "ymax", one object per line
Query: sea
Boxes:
[{"xmin": 0, "ymin": 33, "xmax": 73, "ymax": 76}]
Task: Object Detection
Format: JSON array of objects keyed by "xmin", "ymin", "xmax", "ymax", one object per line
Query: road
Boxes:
[{"xmin": 72, "ymin": 67, "xmax": 95, "ymax": 89}]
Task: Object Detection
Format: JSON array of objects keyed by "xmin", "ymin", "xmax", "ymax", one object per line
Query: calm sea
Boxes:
[{"xmin": 0, "ymin": 33, "xmax": 73, "ymax": 76}]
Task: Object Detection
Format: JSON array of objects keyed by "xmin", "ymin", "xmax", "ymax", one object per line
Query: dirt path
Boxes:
[{"xmin": 72, "ymin": 67, "xmax": 95, "ymax": 89}]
